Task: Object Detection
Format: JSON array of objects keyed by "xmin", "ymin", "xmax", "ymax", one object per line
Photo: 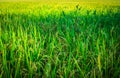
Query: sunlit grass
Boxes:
[{"xmin": 0, "ymin": 2, "xmax": 120, "ymax": 78}]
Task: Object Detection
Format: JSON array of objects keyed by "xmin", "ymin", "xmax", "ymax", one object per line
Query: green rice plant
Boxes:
[{"xmin": 0, "ymin": 1, "xmax": 120, "ymax": 78}]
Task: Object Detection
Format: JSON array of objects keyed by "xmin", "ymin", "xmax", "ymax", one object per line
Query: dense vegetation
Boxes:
[{"xmin": 0, "ymin": 2, "xmax": 120, "ymax": 78}]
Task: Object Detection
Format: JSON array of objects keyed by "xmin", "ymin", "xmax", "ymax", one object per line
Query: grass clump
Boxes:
[{"xmin": 0, "ymin": 2, "xmax": 120, "ymax": 78}]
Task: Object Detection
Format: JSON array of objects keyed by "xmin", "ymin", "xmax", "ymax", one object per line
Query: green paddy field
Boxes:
[{"xmin": 0, "ymin": 0, "xmax": 120, "ymax": 78}]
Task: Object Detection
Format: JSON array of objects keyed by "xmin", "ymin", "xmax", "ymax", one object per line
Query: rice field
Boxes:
[{"xmin": 0, "ymin": 1, "xmax": 120, "ymax": 78}]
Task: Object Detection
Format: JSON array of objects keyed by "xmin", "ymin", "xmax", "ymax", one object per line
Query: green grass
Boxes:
[{"xmin": 0, "ymin": 2, "xmax": 120, "ymax": 78}]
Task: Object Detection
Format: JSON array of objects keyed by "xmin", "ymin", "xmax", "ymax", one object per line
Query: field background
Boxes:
[{"xmin": 0, "ymin": 0, "xmax": 120, "ymax": 78}]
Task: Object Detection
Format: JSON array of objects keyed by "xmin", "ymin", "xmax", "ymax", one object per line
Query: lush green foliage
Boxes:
[{"xmin": 0, "ymin": 2, "xmax": 120, "ymax": 78}]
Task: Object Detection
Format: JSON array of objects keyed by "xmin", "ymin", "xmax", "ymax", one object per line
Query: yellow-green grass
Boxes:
[{"xmin": 0, "ymin": 2, "xmax": 120, "ymax": 78}]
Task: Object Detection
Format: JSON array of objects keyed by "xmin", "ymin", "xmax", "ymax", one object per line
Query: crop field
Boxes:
[{"xmin": 0, "ymin": 1, "xmax": 120, "ymax": 78}]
